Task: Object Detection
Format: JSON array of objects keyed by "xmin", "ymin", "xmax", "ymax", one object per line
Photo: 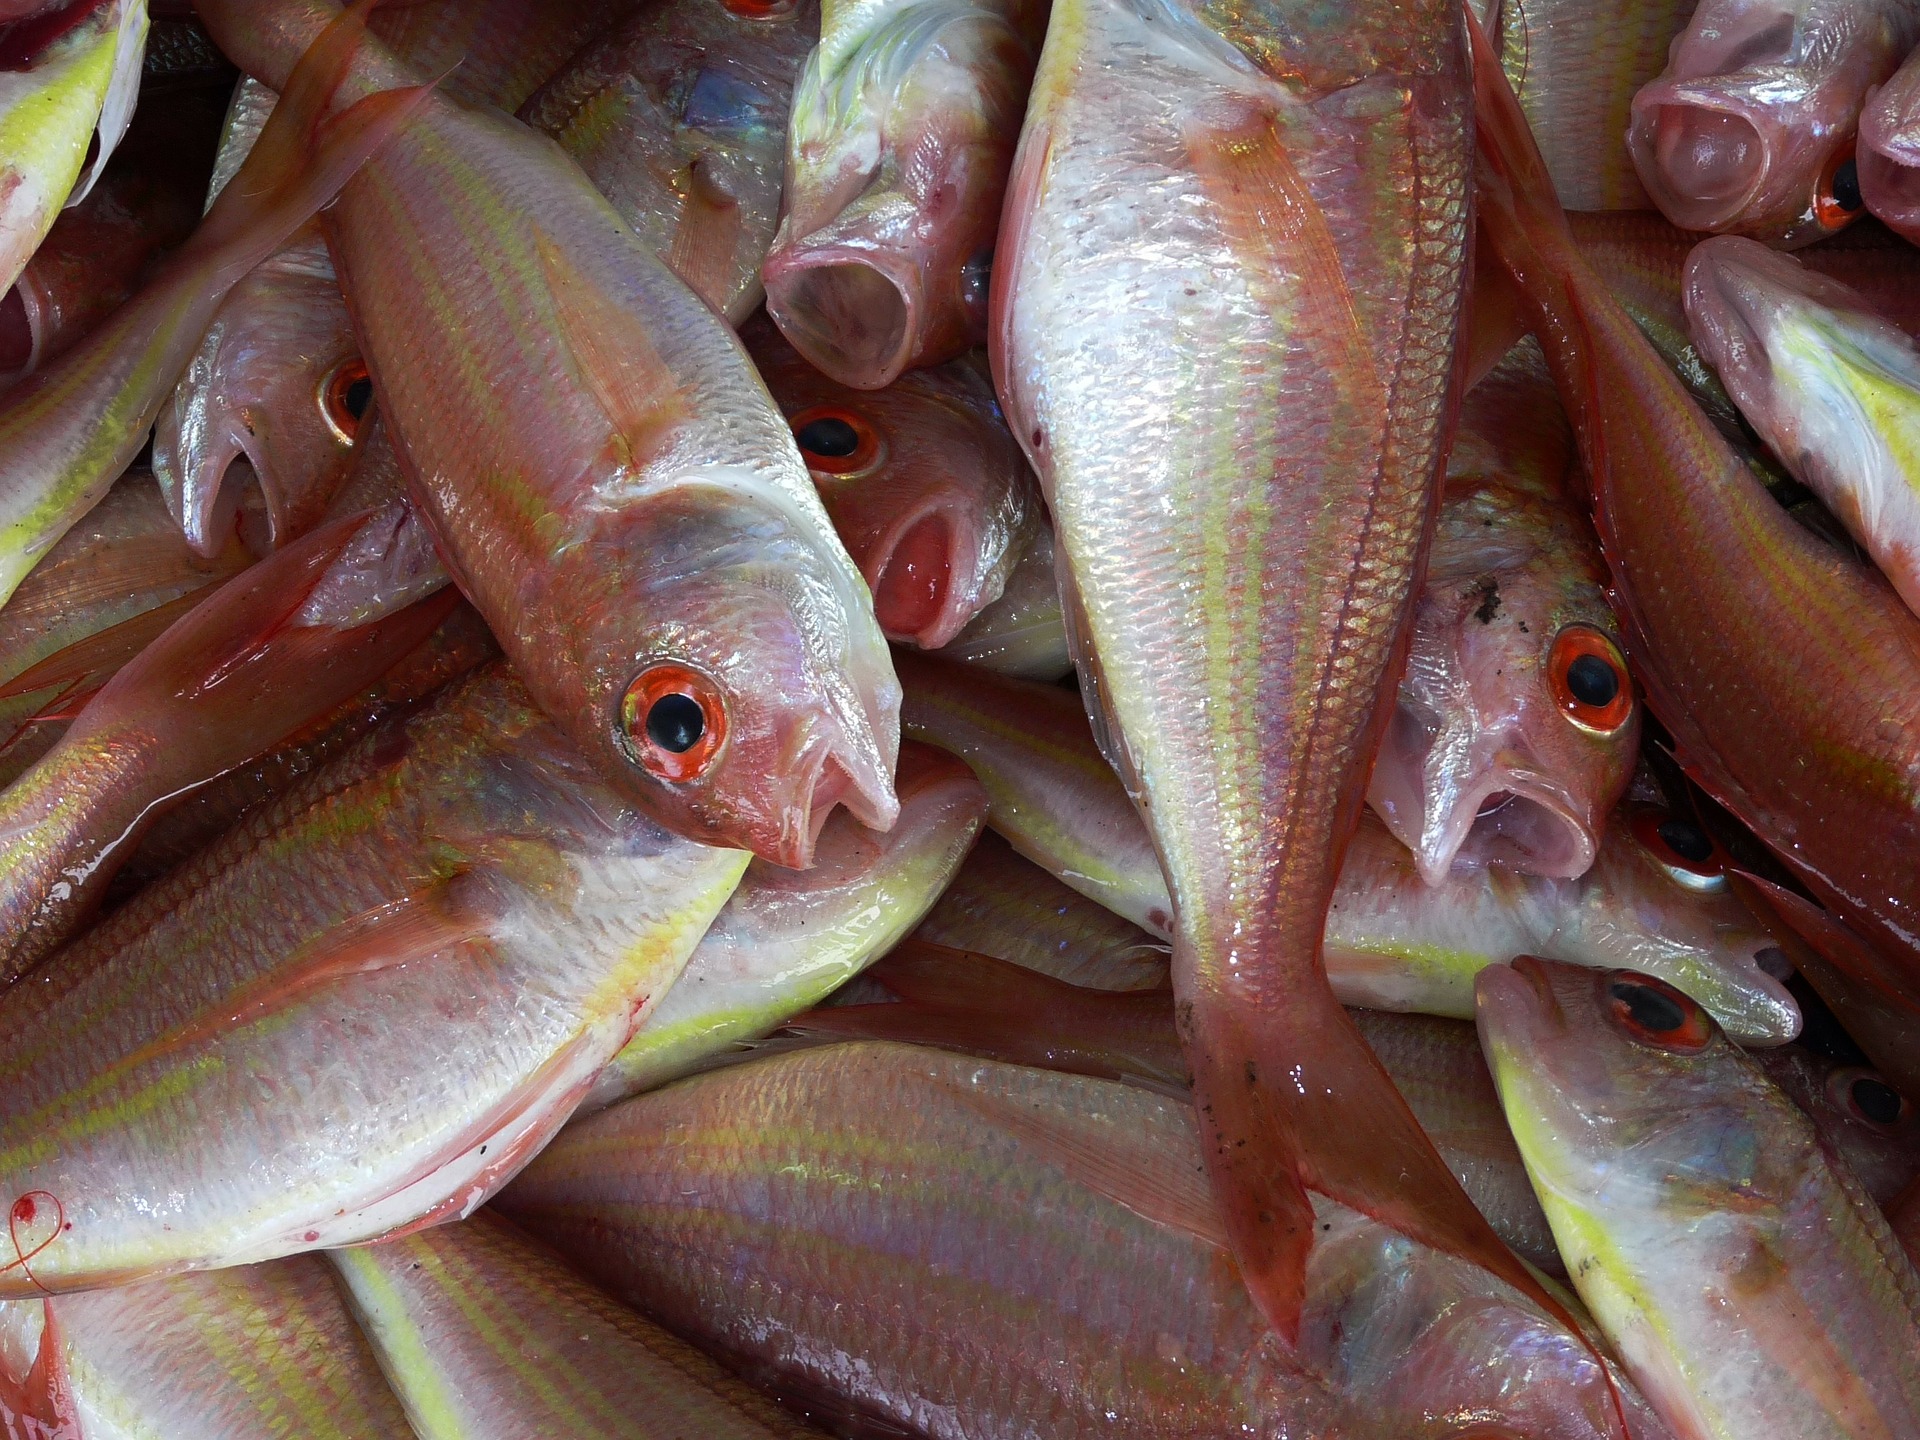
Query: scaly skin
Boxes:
[
  {"xmin": 0, "ymin": 664, "xmax": 747, "ymax": 1294},
  {"xmin": 938, "ymin": 521, "xmax": 1074, "ymax": 679},
  {"xmin": 332, "ymin": 1211, "xmax": 821, "ymax": 1440},
  {"xmin": 201, "ymin": 0, "xmax": 902, "ymax": 868},
  {"xmin": 0, "ymin": 1255, "xmax": 412, "ymax": 1437},
  {"xmin": 1479, "ymin": 957, "xmax": 1920, "ymax": 1440}
]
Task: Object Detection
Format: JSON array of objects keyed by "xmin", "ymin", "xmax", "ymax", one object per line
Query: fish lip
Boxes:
[
  {"xmin": 1414, "ymin": 764, "xmax": 1597, "ymax": 887},
  {"xmin": 758, "ymin": 715, "xmax": 903, "ymax": 871},
  {"xmin": 1629, "ymin": 82, "xmax": 1773, "ymax": 233},
  {"xmin": 865, "ymin": 498, "xmax": 978, "ymax": 649},
  {"xmin": 763, "ymin": 244, "xmax": 917, "ymax": 391},
  {"xmin": 1682, "ymin": 236, "xmax": 1789, "ymax": 395},
  {"xmin": 1476, "ymin": 953, "xmax": 1567, "ymax": 1046}
]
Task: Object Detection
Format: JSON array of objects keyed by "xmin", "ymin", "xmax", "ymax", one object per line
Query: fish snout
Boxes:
[
  {"xmin": 1858, "ymin": 60, "xmax": 1920, "ymax": 239},
  {"xmin": 1630, "ymin": 79, "xmax": 1772, "ymax": 234},
  {"xmin": 1412, "ymin": 751, "xmax": 1599, "ymax": 886}
]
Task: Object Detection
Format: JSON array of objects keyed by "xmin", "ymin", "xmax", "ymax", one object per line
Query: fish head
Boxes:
[
  {"xmin": 1858, "ymin": 52, "xmax": 1920, "ymax": 238},
  {"xmin": 566, "ymin": 474, "xmax": 902, "ymax": 870},
  {"xmin": 1752, "ymin": 1045, "xmax": 1920, "ymax": 1205},
  {"xmin": 1626, "ymin": 0, "xmax": 1913, "ymax": 244},
  {"xmin": 1368, "ymin": 479, "xmax": 1638, "ymax": 886}
]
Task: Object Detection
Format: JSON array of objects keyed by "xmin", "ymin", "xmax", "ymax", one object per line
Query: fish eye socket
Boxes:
[
  {"xmin": 1830, "ymin": 1067, "xmax": 1912, "ymax": 1131},
  {"xmin": 320, "ymin": 357, "xmax": 372, "ymax": 443},
  {"xmin": 1548, "ymin": 625, "xmax": 1632, "ymax": 734},
  {"xmin": 620, "ymin": 663, "xmax": 727, "ymax": 782},
  {"xmin": 1816, "ymin": 145, "xmax": 1864, "ymax": 228},
  {"xmin": 789, "ymin": 406, "xmax": 881, "ymax": 475},
  {"xmin": 1629, "ymin": 807, "xmax": 1728, "ymax": 891},
  {"xmin": 1604, "ymin": 973, "xmax": 1714, "ymax": 1052}
]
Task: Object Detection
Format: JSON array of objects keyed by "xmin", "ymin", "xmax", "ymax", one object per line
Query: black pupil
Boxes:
[
  {"xmin": 342, "ymin": 376, "xmax": 372, "ymax": 420},
  {"xmin": 1565, "ymin": 653, "xmax": 1620, "ymax": 708},
  {"xmin": 1830, "ymin": 156, "xmax": 1862, "ymax": 213},
  {"xmin": 1656, "ymin": 817, "xmax": 1715, "ymax": 865},
  {"xmin": 645, "ymin": 693, "xmax": 705, "ymax": 754},
  {"xmin": 796, "ymin": 417, "xmax": 860, "ymax": 458},
  {"xmin": 1612, "ymin": 980, "xmax": 1686, "ymax": 1035},
  {"xmin": 1851, "ymin": 1075, "xmax": 1904, "ymax": 1125}
]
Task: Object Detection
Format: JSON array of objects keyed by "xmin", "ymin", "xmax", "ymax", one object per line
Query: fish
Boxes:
[
  {"xmin": 1626, "ymin": 0, "xmax": 1920, "ymax": 245},
  {"xmin": 0, "ymin": 0, "xmax": 148, "ymax": 298},
  {"xmin": 0, "ymin": 662, "xmax": 747, "ymax": 1294},
  {"xmin": 502, "ymin": 1041, "xmax": 1664, "ymax": 1440},
  {"xmin": 761, "ymin": 0, "xmax": 1047, "ymax": 389},
  {"xmin": 1468, "ymin": 0, "xmax": 1696, "ymax": 210},
  {"xmin": 582, "ymin": 740, "xmax": 985, "ymax": 1110},
  {"xmin": 1858, "ymin": 44, "xmax": 1920, "ymax": 239},
  {"xmin": 332, "ymin": 1209, "xmax": 824, "ymax": 1440},
  {"xmin": 202, "ymin": 0, "xmax": 901, "ymax": 868},
  {"xmin": 1366, "ymin": 340, "xmax": 1639, "ymax": 884},
  {"xmin": 1476, "ymin": 7, "xmax": 1920, "ymax": 1003},
  {"xmin": 0, "ymin": 1254, "xmax": 412, "ymax": 1437},
  {"xmin": 745, "ymin": 315, "xmax": 1044, "ymax": 649},
  {"xmin": 1751, "ymin": 1043, "xmax": 1920, "ymax": 1210},
  {"xmin": 936, "ymin": 519, "xmax": 1074, "ymax": 679},
  {"xmin": 517, "ymin": 0, "xmax": 820, "ymax": 325},
  {"xmin": 1684, "ymin": 235, "xmax": 1920, "ymax": 618},
  {"xmin": 0, "ymin": 0, "xmax": 433, "ymax": 608},
  {"xmin": 1477, "ymin": 956, "xmax": 1920, "ymax": 1438}
]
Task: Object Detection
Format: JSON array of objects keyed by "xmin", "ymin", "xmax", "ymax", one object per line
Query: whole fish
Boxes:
[
  {"xmin": 0, "ymin": 1255, "xmax": 412, "ymax": 1437},
  {"xmin": 203, "ymin": 0, "xmax": 901, "ymax": 868},
  {"xmin": 937, "ymin": 520, "xmax": 1073, "ymax": 679},
  {"xmin": 745, "ymin": 315, "xmax": 1043, "ymax": 649},
  {"xmin": 584, "ymin": 740, "xmax": 985, "ymax": 1110},
  {"xmin": 0, "ymin": 2, "xmax": 431, "ymax": 607},
  {"xmin": 1752, "ymin": 1044, "xmax": 1920, "ymax": 1209},
  {"xmin": 1367, "ymin": 341, "xmax": 1638, "ymax": 884},
  {"xmin": 1476, "ymin": 9, "xmax": 1920, "ymax": 1001},
  {"xmin": 518, "ymin": 0, "xmax": 820, "ymax": 324},
  {"xmin": 1469, "ymin": 0, "xmax": 1695, "ymax": 210},
  {"xmin": 1626, "ymin": 0, "xmax": 1920, "ymax": 245},
  {"xmin": 1858, "ymin": 44, "xmax": 1920, "ymax": 239},
  {"xmin": 503, "ymin": 1042, "xmax": 1664, "ymax": 1440},
  {"xmin": 762, "ymin": 0, "xmax": 1047, "ymax": 389},
  {"xmin": 0, "ymin": 663, "xmax": 746, "ymax": 1295},
  {"xmin": 333, "ymin": 1210, "xmax": 822, "ymax": 1440},
  {"xmin": 1685, "ymin": 235, "xmax": 1920, "ymax": 618},
  {"xmin": 0, "ymin": 0, "xmax": 147, "ymax": 298},
  {"xmin": 1478, "ymin": 957, "xmax": 1920, "ymax": 1438}
]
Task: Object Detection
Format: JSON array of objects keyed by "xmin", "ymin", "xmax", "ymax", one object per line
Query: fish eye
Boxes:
[
  {"xmin": 1828, "ymin": 1067, "xmax": 1913, "ymax": 1132},
  {"xmin": 619, "ymin": 663, "xmax": 727, "ymax": 782},
  {"xmin": 1603, "ymin": 972, "xmax": 1714, "ymax": 1052},
  {"xmin": 789, "ymin": 406, "xmax": 882, "ymax": 476},
  {"xmin": 320, "ymin": 357, "xmax": 372, "ymax": 443},
  {"xmin": 1548, "ymin": 625, "xmax": 1632, "ymax": 734},
  {"xmin": 1815, "ymin": 144, "xmax": 1864, "ymax": 229},
  {"xmin": 1629, "ymin": 807, "xmax": 1728, "ymax": 892}
]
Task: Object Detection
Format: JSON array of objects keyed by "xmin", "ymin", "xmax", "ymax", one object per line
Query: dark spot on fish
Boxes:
[
  {"xmin": 1753, "ymin": 946, "xmax": 1792, "ymax": 981},
  {"xmin": 1031, "ymin": 428, "xmax": 1044, "ymax": 450},
  {"xmin": 1147, "ymin": 907, "xmax": 1169, "ymax": 930},
  {"xmin": 1472, "ymin": 577, "xmax": 1501, "ymax": 624},
  {"xmin": 1517, "ymin": 621, "xmax": 1528, "ymax": 634},
  {"xmin": 1830, "ymin": 156, "xmax": 1862, "ymax": 213},
  {"xmin": 1321, "ymin": 1223, "xmax": 1331, "ymax": 1232},
  {"xmin": 304, "ymin": 1230, "xmax": 318, "ymax": 1242},
  {"xmin": 479, "ymin": 1144, "xmax": 488, "ymax": 1155},
  {"xmin": 1244, "ymin": 1060, "xmax": 1258, "ymax": 1085},
  {"xmin": 1565, "ymin": 653, "xmax": 1620, "ymax": 708},
  {"xmin": 1851, "ymin": 1076, "xmax": 1904, "ymax": 1125},
  {"xmin": 1184, "ymin": 287, "xmax": 1197, "ymax": 296},
  {"xmin": 1610, "ymin": 978, "xmax": 1685, "ymax": 1034},
  {"xmin": 1656, "ymin": 816, "xmax": 1713, "ymax": 864},
  {"xmin": 795, "ymin": 416, "xmax": 860, "ymax": 458},
  {"xmin": 646, "ymin": 692, "xmax": 706, "ymax": 754}
]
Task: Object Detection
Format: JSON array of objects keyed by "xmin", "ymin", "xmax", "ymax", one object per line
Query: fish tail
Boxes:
[{"xmin": 189, "ymin": 0, "xmax": 435, "ymax": 287}]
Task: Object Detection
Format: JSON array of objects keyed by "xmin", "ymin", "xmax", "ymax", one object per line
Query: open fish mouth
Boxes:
[
  {"xmin": 1419, "ymin": 772, "xmax": 1598, "ymax": 886},
  {"xmin": 1630, "ymin": 85, "xmax": 1773, "ymax": 234},
  {"xmin": 765, "ymin": 243, "xmax": 918, "ymax": 392}
]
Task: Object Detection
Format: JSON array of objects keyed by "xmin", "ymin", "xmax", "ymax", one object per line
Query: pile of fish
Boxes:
[{"xmin": 1, "ymin": 0, "xmax": 1919, "ymax": 1433}]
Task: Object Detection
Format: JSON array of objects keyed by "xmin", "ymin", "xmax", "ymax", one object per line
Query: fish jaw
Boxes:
[
  {"xmin": 1684, "ymin": 235, "xmax": 1920, "ymax": 617},
  {"xmin": 1625, "ymin": 0, "xmax": 1919, "ymax": 245},
  {"xmin": 1858, "ymin": 48, "xmax": 1920, "ymax": 240}
]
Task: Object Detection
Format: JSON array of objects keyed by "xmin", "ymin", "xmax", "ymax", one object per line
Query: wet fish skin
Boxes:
[
  {"xmin": 332, "ymin": 1209, "xmax": 821, "ymax": 1440},
  {"xmin": 1627, "ymin": 0, "xmax": 1920, "ymax": 245},
  {"xmin": 1367, "ymin": 340, "xmax": 1639, "ymax": 885},
  {"xmin": 0, "ymin": 662, "xmax": 747, "ymax": 1294},
  {"xmin": 1858, "ymin": 44, "xmax": 1920, "ymax": 239},
  {"xmin": 519, "ymin": 0, "xmax": 820, "ymax": 325},
  {"xmin": 747, "ymin": 316, "xmax": 1043, "ymax": 649},
  {"xmin": 1478, "ymin": 956, "xmax": 1920, "ymax": 1438},
  {"xmin": 1751, "ymin": 1043, "xmax": 1920, "ymax": 1210},
  {"xmin": 202, "ymin": 0, "xmax": 902, "ymax": 869},
  {"xmin": 936, "ymin": 519, "xmax": 1073, "ymax": 679},
  {"xmin": 763, "ymin": 0, "xmax": 1047, "ymax": 389}
]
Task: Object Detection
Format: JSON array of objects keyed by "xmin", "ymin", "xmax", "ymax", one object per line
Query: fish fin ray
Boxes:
[
  {"xmin": 0, "ymin": 1301, "xmax": 77, "ymax": 1439},
  {"xmin": 0, "ymin": 582, "xmax": 223, "ymax": 703},
  {"xmin": 663, "ymin": 160, "xmax": 743, "ymax": 316}
]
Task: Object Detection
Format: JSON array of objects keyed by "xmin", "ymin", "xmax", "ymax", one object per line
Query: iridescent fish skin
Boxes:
[
  {"xmin": 1367, "ymin": 342, "xmax": 1638, "ymax": 885},
  {"xmin": 0, "ymin": 663, "xmax": 747, "ymax": 1295},
  {"xmin": 203, "ymin": 0, "xmax": 902, "ymax": 869},
  {"xmin": 1858, "ymin": 44, "xmax": 1920, "ymax": 238},
  {"xmin": 584, "ymin": 740, "xmax": 985, "ymax": 1109},
  {"xmin": 762, "ymin": 0, "xmax": 1046, "ymax": 388},
  {"xmin": 332, "ymin": 1210, "xmax": 821, "ymax": 1440},
  {"xmin": 518, "ymin": 0, "xmax": 820, "ymax": 325},
  {"xmin": 1684, "ymin": 235, "xmax": 1920, "ymax": 617},
  {"xmin": 937, "ymin": 520, "xmax": 1073, "ymax": 680},
  {"xmin": 747, "ymin": 317, "xmax": 1041, "ymax": 648},
  {"xmin": 1627, "ymin": 0, "xmax": 1920, "ymax": 245},
  {"xmin": 503, "ymin": 1042, "xmax": 1661, "ymax": 1440},
  {"xmin": 1752, "ymin": 1045, "xmax": 1920, "ymax": 1209},
  {"xmin": 1478, "ymin": 957, "xmax": 1920, "ymax": 1439},
  {"xmin": 0, "ymin": 1255, "xmax": 413, "ymax": 1438}
]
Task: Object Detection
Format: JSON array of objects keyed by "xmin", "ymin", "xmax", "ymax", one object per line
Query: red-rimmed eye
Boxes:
[
  {"xmin": 719, "ymin": 0, "xmax": 797, "ymax": 15},
  {"xmin": 1828, "ymin": 1067, "xmax": 1913, "ymax": 1133},
  {"xmin": 620, "ymin": 664, "xmax": 727, "ymax": 782},
  {"xmin": 789, "ymin": 406, "xmax": 882, "ymax": 475},
  {"xmin": 320, "ymin": 357, "xmax": 372, "ymax": 443},
  {"xmin": 1630, "ymin": 807, "xmax": 1728, "ymax": 892},
  {"xmin": 1549, "ymin": 625, "xmax": 1632, "ymax": 734},
  {"xmin": 1814, "ymin": 144, "xmax": 1864, "ymax": 230},
  {"xmin": 1603, "ymin": 972, "xmax": 1714, "ymax": 1053}
]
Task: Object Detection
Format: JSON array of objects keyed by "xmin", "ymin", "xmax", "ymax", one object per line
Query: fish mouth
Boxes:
[
  {"xmin": 769, "ymin": 744, "xmax": 901, "ymax": 870},
  {"xmin": 1630, "ymin": 85, "xmax": 1771, "ymax": 233},
  {"xmin": 1858, "ymin": 105, "xmax": 1920, "ymax": 232},
  {"xmin": 867, "ymin": 502, "xmax": 977, "ymax": 650},
  {"xmin": 1681, "ymin": 236, "xmax": 1788, "ymax": 392},
  {"xmin": 764, "ymin": 247, "xmax": 917, "ymax": 392},
  {"xmin": 1416, "ymin": 770, "xmax": 1598, "ymax": 887},
  {"xmin": 1475, "ymin": 954, "xmax": 1566, "ymax": 1042}
]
